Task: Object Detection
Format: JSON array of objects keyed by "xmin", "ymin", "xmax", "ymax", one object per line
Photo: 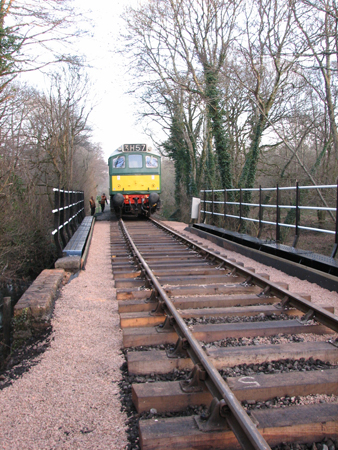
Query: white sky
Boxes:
[{"xmin": 68, "ymin": 0, "xmax": 155, "ymax": 161}]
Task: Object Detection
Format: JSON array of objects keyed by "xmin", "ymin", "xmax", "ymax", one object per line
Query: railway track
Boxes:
[{"xmin": 111, "ymin": 218, "xmax": 338, "ymax": 450}]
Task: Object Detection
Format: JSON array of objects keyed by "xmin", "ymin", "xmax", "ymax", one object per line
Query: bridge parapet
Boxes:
[{"xmin": 13, "ymin": 269, "xmax": 65, "ymax": 346}]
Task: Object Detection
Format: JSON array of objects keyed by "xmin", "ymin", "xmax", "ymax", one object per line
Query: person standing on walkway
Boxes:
[
  {"xmin": 89, "ymin": 196, "xmax": 96, "ymax": 216},
  {"xmin": 100, "ymin": 193, "xmax": 108, "ymax": 212}
]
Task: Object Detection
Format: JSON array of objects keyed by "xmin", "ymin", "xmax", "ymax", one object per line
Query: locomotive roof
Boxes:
[{"xmin": 108, "ymin": 144, "xmax": 160, "ymax": 159}]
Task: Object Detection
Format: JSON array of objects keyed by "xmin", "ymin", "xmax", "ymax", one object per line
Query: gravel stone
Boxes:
[{"xmin": 0, "ymin": 221, "xmax": 128, "ymax": 449}]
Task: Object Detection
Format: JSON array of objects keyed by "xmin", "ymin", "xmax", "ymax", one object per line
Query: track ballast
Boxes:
[{"xmin": 111, "ymin": 218, "xmax": 338, "ymax": 450}]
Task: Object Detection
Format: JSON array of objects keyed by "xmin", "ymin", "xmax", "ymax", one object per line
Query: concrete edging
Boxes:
[{"xmin": 13, "ymin": 269, "xmax": 65, "ymax": 345}]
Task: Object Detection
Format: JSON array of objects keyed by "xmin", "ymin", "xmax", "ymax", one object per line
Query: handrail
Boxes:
[
  {"xmin": 51, "ymin": 188, "xmax": 85, "ymax": 256},
  {"xmin": 200, "ymin": 182, "xmax": 338, "ymax": 258}
]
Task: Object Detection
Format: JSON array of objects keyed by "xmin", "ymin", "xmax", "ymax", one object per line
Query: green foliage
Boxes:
[
  {"xmin": 0, "ymin": 22, "xmax": 21, "ymax": 76},
  {"xmin": 11, "ymin": 307, "xmax": 33, "ymax": 349},
  {"xmin": 204, "ymin": 64, "xmax": 233, "ymax": 190},
  {"xmin": 237, "ymin": 116, "xmax": 266, "ymax": 231},
  {"xmin": 204, "ymin": 133, "xmax": 218, "ymax": 190},
  {"xmin": 11, "ymin": 307, "xmax": 30, "ymax": 330},
  {"xmin": 162, "ymin": 110, "xmax": 197, "ymax": 207}
]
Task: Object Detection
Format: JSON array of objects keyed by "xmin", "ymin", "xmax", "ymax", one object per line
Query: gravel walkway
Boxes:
[{"xmin": 0, "ymin": 221, "xmax": 128, "ymax": 449}]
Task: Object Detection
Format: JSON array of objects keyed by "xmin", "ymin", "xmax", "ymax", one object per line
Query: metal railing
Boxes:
[
  {"xmin": 51, "ymin": 188, "xmax": 85, "ymax": 256},
  {"xmin": 200, "ymin": 182, "xmax": 338, "ymax": 258}
]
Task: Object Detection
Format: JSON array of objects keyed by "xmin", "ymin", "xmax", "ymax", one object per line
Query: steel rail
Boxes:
[
  {"xmin": 151, "ymin": 218, "xmax": 338, "ymax": 333},
  {"xmin": 119, "ymin": 218, "xmax": 271, "ymax": 450}
]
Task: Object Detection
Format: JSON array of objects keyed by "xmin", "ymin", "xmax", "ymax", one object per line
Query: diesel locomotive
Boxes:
[{"xmin": 108, "ymin": 144, "xmax": 161, "ymax": 217}]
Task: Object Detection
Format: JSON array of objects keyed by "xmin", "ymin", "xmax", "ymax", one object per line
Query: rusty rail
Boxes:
[
  {"xmin": 151, "ymin": 218, "xmax": 338, "ymax": 334},
  {"xmin": 119, "ymin": 218, "xmax": 271, "ymax": 450}
]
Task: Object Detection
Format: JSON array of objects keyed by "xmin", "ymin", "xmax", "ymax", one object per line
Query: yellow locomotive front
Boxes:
[{"xmin": 108, "ymin": 144, "xmax": 161, "ymax": 217}]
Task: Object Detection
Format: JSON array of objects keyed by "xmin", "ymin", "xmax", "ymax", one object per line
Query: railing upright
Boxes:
[
  {"xmin": 80, "ymin": 191, "xmax": 85, "ymax": 222},
  {"xmin": 276, "ymin": 184, "xmax": 280, "ymax": 243},
  {"xmin": 203, "ymin": 190, "xmax": 206, "ymax": 223},
  {"xmin": 53, "ymin": 189, "xmax": 62, "ymax": 256},
  {"xmin": 59, "ymin": 190, "xmax": 67, "ymax": 248},
  {"xmin": 224, "ymin": 189, "xmax": 227, "ymax": 225},
  {"xmin": 293, "ymin": 181, "xmax": 300, "ymax": 248},
  {"xmin": 211, "ymin": 189, "xmax": 215, "ymax": 224},
  {"xmin": 331, "ymin": 180, "xmax": 338, "ymax": 258},
  {"xmin": 75, "ymin": 192, "xmax": 80, "ymax": 226},
  {"xmin": 69, "ymin": 191, "xmax": 75, "ymax": 234},
  {"xmin": 64, "ymin": 190, "xmax": 72, "ymax": 241},
  {"xmin": 239, "ymin": 188, "xmax": 243, "ymax": 231},
  {"xmin": 257, "ymin": 185, "xmax": 263, "ymax": 238}
]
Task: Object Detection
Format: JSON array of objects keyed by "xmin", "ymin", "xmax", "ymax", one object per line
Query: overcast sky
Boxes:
[{"xmin": 70, "ymin": 0, "xmax": 154, "ymax": 161}]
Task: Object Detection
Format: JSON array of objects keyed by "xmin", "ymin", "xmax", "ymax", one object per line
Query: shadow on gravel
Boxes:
[
  {"xmin": 0, "ymin": 327, "xmax": 53, "ymax": 390},
  {"xmin": 94, "ymin": 208, "xmax": 113, "ymax": 221}
]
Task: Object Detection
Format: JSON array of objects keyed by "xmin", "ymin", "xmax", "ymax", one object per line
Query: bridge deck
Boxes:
[{"xmin": 1, "ymin": 216, "xmax": 338, "ymax": 449}]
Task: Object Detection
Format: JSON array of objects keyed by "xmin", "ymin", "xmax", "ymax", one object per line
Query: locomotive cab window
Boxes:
[
  {"xmin": 146, "ymin": 156, "xmax": 158, "ymax": 168},
  {"xmin": 113, "ymin": 156, "xmax": 125, "ymax": 168},
  {"xmin": 128, "ymin": 154, "xmax": 143, "ymax": 168}
]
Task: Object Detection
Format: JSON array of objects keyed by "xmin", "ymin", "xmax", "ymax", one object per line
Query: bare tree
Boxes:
[
  {"xmin": 120, "ymin": 0, "xmax": 338, "ymax": 219},
  {"xmin": 122, "ymin": 0, "xmax": 241, "ymax": 200},
  {"xmin": 292, "ymin": 0, "xmax": 338, "ymax": 173},
  {"xmin": 0, "ymin": 0, "xmax": 87, "ymax": 203},
  {"xmin": 28, "ymin": 65, "xmax": 92, "ymax": 189},
  {"xmin": 235, "ymin": 0, "xmax": 298, "ymax": 194}
]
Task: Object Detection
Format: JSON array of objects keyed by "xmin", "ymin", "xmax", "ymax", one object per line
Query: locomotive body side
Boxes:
[{"xmin": 108, "ymin": 144, "xmax": 161, "ymax": 217}]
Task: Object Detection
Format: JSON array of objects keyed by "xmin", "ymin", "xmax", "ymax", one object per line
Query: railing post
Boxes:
[
  {"xmin": 82, "ymin": 191, "xmax": 85, "ymax": 221},
  {"xmin": 80, "ymin": 191, "xmax": 84, "ymax": 222},
  {"xmin": 239, "ymin": 188, "xmax": 243, "ymax": 231},
  {"xmin": 64, "ymin": 190, "xmax": 72, "ymax": 241},
  {"xmin": 224, "ymin": 189, "xmax": 227, "ymax": 226},
  {"xmin": 75, "ymin": 191, "xmax": 79, "ymax": 225},
  {"xmin": 276, "ymin": 184, "xmax": 280, "ymax": 243},
  {"xmin": 203, "ymin": 190, "xmax": 206, "ymax": 223},
  {"xmin": 257, "ymin": 185, "xmax": 263, "ymax": 238},
  {"xmin": 331, "ymin": 179, "xmax": 338, "ymax": 258},
  {"xmin": 75, "ymin": 192, "xmax": 81, "ymax": 228},
  {"xmin": 59, "ymin": 189, "xmax": 67, "ymax": 248},
  {"xmin": 69, "ymin": 191, "xmax": 75, "ymax": 234},
  {"xmin": 53, "ymin": 189, "xmax": 62, "ymax": 257},
  {"xmin": 80, "ymin": 191, "xmax": 85, "ymax": 221},
  {"xmin": 293, "ymin": 181, "xmax": 300, "ymax": 248},
  {"xmin": 211, "ymin": 189, "xmax": 214, "ymax": 225}
]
